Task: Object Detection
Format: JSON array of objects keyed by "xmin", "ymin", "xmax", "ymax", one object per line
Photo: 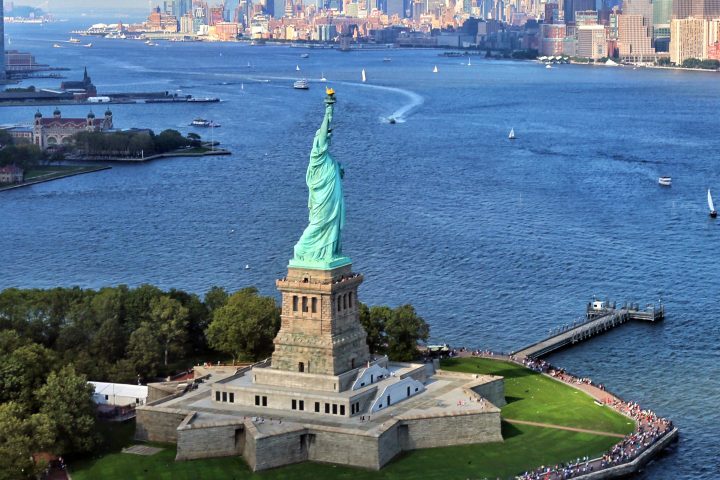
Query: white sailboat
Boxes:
[
  {"xmin": 296, "ymin": 65, "xmax": 300, "ymax": 71},
  {"xmin": 361, "ymin": 68, "xmax": 366, "ymax": 83},
  {"xmin": 508, "ymin": 128, "xmax": 516, "ymax": 140},
  {"xmin": 708, "ymin": 189, "xmax": 717, "ymax": 218},
  {"xmin": 467, "ymin": 57, "xmax": 471, "ymax": 66},
  {"xmin": 433, "ymin": 65, "xmax": 438, "ymax": 73},
  {"xmin": 320, "ymin": 72, "xmax": 327, "ymax": 82}
]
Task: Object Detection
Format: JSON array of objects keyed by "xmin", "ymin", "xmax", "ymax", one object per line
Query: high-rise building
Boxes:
[
  {"xmin": 672, "ymin": 0, "xmax": 720, "ymax": 19},
  {"xmin": 577, "ymin": 24, "xmax": 608, "ymax": 58},
  {"xmin": 617, "ymin": 13, "xmax": 655, "ymax": 56},
  {"xmin": 224, "ymin": 0, "xmax": 241, "ymax": 20},
  {"xmin": 670, "ymin": 17, "xmax": 720, "ymax": 62},
  {"xmin": 623, "ymin": 0, "xmax": 654, "ymax": 41},
  {"xmin": 178, "ymin": 0, "xmax": 193, "ymax": 17},
  {"xmin": 1, "ymin": 1, "xmax": 5, "ymax": 81}
]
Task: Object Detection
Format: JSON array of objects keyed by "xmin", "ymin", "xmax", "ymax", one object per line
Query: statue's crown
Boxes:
[{"xmin": 326, "ymin": 87, "xmax": 335, "ymax": 96}]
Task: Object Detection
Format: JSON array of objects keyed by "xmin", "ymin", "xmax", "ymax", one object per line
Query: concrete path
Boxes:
[{"xmin": 505, "ymin": 419, "xmax": 626, "ymax": 438}]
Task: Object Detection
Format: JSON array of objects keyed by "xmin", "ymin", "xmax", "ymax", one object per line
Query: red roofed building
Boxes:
[
  {"xmin": 0, "ymin": 165, "xmax": 24, "ymax": 184},
  {"xmin": 33, "ymin": 109, "xmax": 113, "ymax": 150}
]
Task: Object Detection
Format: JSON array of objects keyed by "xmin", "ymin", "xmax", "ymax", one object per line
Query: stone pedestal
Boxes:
[{"xmin": 270, "ymin": 264, "xmax": 370, "ymax": 384}]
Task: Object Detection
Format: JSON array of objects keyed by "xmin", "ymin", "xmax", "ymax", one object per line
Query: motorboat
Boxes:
[
  {"xmin": 388, "ymin": 117, "xmax": 396, "ymax": 124},
  {"xmin": 546, "ymin": 64, "xmax": 553, "ymax": 69},
  {"xmin": 53, "ymin": 43, "xmax": 62, "ymax": 48},
  {"xmin": 300, "ymin": 53, "xmax": 309, "ymax": 58},
  {"xmin": 83, "ymin": 43, "xmax": 92, "ymax": 48},
  {"xmin": 190, "ymin": 118, "xmax": 220, "ymax": 127},
  {"xmin": 658, "ymin": 176, "xmax": 672, "ymax": 187},
  {"xmin": 708, "ymin": 189, "xmax": 717, "ymax": 218},
  {"xmin": 293, "ymin": 79, "xmax": 309, "ymax": 90},
  {"xmin": 69, "ymin": 37, "xmax": 81, "ymax": 43},
  {"xmin": 383, "ymin": 57, "xmax": 392, "ymax": 62}
]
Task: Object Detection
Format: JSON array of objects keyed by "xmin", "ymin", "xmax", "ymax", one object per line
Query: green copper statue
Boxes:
[{"xmin": 289, "ymin": 88, "xmax": 352, "ymax": 270}]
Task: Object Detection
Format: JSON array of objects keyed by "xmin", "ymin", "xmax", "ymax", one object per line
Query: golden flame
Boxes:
[{"xmin": 326, "ymin": 87, "xmax": 335, "ymax": 96}]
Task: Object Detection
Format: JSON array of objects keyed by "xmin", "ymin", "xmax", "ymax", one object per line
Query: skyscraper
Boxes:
[
  {"xmin": 224, "ymin": 0, "xmax": 241, "ymax": 20},
  {"xmin": 672, "ymin": 0, "xmax": 720, "ymax": 18}
]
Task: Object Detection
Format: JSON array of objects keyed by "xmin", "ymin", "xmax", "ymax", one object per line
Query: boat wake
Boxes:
[{"xmin": 332, "ymin": 81, "xmax": 424, "ymax": 123}]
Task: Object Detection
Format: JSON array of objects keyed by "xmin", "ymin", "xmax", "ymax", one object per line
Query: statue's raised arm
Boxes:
[{"xmin": 290, "ymin": 88, "xmax": 351, "ymax": 270}]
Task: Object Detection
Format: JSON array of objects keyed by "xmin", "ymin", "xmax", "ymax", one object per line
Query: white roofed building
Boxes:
[{"xmin": 90, "ymin": 381, "xmax": 148, "ymax": 407}]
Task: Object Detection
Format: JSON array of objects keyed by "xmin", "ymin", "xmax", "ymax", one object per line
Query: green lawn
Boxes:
[
  {"xmin": 441, "ymin": 358, "xmax": 635, "ymax": 435},
  {"xmin": 24, "ymin": 165, "xmax": 98, "ymax": 181},
  {"xmin": 71, "ymin": 358, "xmax": 633, "ymax": 480}
]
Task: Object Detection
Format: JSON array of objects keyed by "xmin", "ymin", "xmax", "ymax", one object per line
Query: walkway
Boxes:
[{"xmin": 505, "ymin": 419, "xmax": 626, "ymax": 438}]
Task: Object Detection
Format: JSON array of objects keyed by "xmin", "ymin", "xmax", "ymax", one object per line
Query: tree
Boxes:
[
  {"xmin": 204, "ymin": 286, "xmax": 229, "ymax": 314},
  {"xmin": 0, "ymin": 342, "xmax": 55, "ymax": 409},
  {"xmin": 385, "ymin": 305, "xmax": 430, "ymax": 361},
  {"xmin": 359, "ymin": 303, "xmax": 391, "ymax": 354},
  {"xmin": 126, "ymin": 324, "xmax": 162, "ymax": 378},
  {"xmin": 0, "ymin": 403, "xmax": 54, "ymax": 480},
  {"xmin": 206, "ymin": 287, "xmax": 280, "ymax": 362},
  {"xmin": 36, "ymin": 365, "xmax": 97, "ymax": 455},
  {"xmin": 147, "ymin": 296, "xmax": 189, "ymax": 366}
]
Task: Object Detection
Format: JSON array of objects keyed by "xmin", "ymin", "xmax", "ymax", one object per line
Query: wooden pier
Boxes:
[{"xmin": 513, "ymin": 301, "xmax": 664, "ymax": 359}]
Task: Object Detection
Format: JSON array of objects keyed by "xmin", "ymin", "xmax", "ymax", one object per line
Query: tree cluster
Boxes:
[
  {"xmin": 0, "ymin": 142, "xmax": 56, "ymax": 170},
  {"xmin": 71, "ymin": 129, "xmax": 198, "ymax": 157},
  {"xmin": 681, "ymin": 58, "xmax": 720, "ymax": 70},
  {"xmin": 359, "ymin": 303, "xmax": 430, "ymax": 361}
]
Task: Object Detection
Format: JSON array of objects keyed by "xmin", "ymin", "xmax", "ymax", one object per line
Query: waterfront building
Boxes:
[
  {"xmin": 0, "ymin": 165, "xmax": 24, "ymax": 184},
  {"xmin": 4, "ymin": 50, "xmax": 43, "ymax": 73},
  {"xmin": 669, "ymin": 17, "xmax": 720, "ymax": 62},
  {"xmin": 60, "ymin": 67, "xmax": 98, "ymax": 99},
  {"xmin": 32, "ymin": 109, "xmax": 113, "ymax": 150},
  {"xmin": 617, "ymin": 13, "xmax": 655, "ymax": 58},
  {"xmin": 577, "ymin": 24, "xmax": 608, "ymax": 57},
  {"xmin": 213, "ymin": 21, "xmax": 241, "ymax": 40},
  {"xmin": 541, "ymin": 22, "xmax": 566, "ymax": 54}
]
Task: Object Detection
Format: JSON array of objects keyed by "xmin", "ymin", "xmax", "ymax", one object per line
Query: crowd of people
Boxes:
[{"xmin": 510, "ymin": 356, "xmax": 674, "ymax": 480}]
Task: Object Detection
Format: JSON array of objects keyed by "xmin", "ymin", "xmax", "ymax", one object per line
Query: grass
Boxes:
[
  {"xmin": 70, "ymin": 358, "xmax": 633, "ymax": 480},
  {"xmin": 24, "ymin": 165, "xmax": 100, "ymax": 181},
  {"xmin": 441, "ymin": 358, "xmax": 635, "ymax": 435}
]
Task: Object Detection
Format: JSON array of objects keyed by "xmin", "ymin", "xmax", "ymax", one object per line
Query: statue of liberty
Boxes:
[{"xmin": 290, "ymin": 88, "xmax": 351, "ymax": 269}]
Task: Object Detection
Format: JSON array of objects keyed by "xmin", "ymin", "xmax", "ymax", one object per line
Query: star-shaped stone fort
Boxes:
[{"xmin": 135, "ymin": 92, "xmax": 505, "ymax": 471}]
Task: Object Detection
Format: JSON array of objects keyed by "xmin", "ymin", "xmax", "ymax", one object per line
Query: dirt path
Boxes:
[{"xmin": 505, "ymin": 418, "xmax": 626, "ymax": 438}]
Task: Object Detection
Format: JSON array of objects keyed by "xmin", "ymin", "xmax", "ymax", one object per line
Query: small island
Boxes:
[{"xmin": 0, "ymin": 109, "xmax": 230, "ymax": 191}]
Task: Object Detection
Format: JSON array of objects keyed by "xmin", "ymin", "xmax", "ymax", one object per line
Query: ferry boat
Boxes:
[
  {"xmin": 293, "ymin": 79, "xmax": 309, "ymax": 90},
  {"xmin": 658, "ymin": 176, "xmax": 672, "ymax": 186},
  {"xmin": 190, "ymin": 119, "xmax": 220, "ymax": 128},
  {"xmin": 187, "ymin": 97, "xmax": 220, "ymax": 103}
]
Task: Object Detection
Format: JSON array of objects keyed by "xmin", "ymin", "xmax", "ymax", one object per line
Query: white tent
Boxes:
[{"xmin": 90, "ymin": 381, "xmax": 148, "ymax": 406}]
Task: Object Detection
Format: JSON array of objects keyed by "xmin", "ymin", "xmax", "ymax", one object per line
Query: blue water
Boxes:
[{"xmin": 3, "ymin": 21, "xmax": 719, "ymax": 479}]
